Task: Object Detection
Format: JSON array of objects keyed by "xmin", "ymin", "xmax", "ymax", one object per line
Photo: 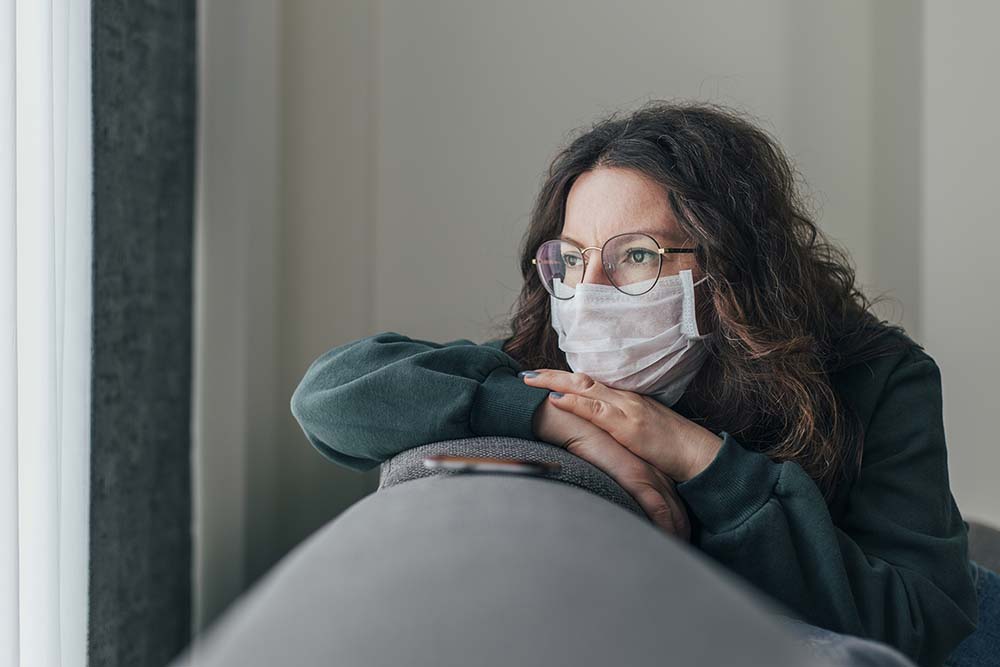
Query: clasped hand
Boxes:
[{"xmin": 520, "ymin": 369, "xmax": 723, "ymax": 540}]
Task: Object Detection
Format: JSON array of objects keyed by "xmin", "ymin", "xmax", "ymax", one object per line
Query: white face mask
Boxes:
[{"xmin": 549, "ymin": 268, "xmax": 712, "ymax": 407}]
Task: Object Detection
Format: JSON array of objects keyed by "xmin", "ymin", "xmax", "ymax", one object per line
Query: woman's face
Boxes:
[{"xmin": 561, "ymin": 166, "xmax": 714, "ymax": 333}]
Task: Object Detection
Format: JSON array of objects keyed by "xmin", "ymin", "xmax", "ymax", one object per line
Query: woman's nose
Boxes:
[{"xmin": 581, "ymin": 251, "xmax": 614, "ymax": 286}]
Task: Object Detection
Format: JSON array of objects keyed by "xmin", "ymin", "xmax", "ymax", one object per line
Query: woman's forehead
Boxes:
[{"xmin": 562, "ymin": 167, "xmax": 687, "ymax": 246}]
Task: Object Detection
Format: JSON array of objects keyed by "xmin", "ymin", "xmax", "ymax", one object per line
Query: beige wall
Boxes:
[
  {"xmin": 195, "ymin": 0, "xmax": 280, "ymax": 632},
  {"xmin": 921, "ymin": 0, "xmax": 1000, "ymax": 530},
  {"xmin": 195, "ymin": 0, "xmax": 1000, "ymax": 635},
  {"xmin": 276, "ymin": 0, "xmax": 380, "ymax": 567},
  {"xmin": 373, "ymin": 0, "xmax": 878, "ymax": 338}
]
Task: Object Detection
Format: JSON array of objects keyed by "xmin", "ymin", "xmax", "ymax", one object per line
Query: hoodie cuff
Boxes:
[
  {"xmin": 675, "ymin": 431, "xmax": 782, "ymax": 533},
  {"xmin": 470, "ymin": 366, "xmax": 551, "ymax": 441}
]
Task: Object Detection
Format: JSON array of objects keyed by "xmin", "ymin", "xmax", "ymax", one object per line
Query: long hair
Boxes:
[{"xmin": 496, "ymin": 100, "xmax": 913, "ymax": 502}]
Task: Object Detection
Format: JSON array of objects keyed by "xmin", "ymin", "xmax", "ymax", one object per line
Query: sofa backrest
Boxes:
[{"xmin": 378, "ymin": 436, "xmax": 644, "ymax": 518}]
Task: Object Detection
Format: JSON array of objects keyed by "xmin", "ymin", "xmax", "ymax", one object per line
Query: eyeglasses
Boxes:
[{"xmin": 532, "ymin": 231, "xmax": 696, "ymax": 299}]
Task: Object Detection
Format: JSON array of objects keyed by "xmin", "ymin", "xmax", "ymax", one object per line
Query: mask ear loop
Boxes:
[
  {"xmin": 679, "ymin": 269, "xmax": 698, "ymax": 337},
  {"xmin": 682, "ymin": 270, "xmax": 714, "ymax": 339}
]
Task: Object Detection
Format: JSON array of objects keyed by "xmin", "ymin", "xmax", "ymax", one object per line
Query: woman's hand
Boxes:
[
  {"xmin": 521, "ymin": 370, "xmax": 723, "ymax": 482},
  {"xmin": 532, "ymin": 400, "xmax": 691, "ymax": 540}
]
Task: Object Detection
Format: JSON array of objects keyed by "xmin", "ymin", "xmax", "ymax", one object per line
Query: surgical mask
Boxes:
[{"xmin": 549, "ymin": 268, "xmax": 712, "ymax": 407}]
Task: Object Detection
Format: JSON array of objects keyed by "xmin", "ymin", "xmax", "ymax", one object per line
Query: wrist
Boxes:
[
  {"xmin": 675, "ymin": 424, "xmax": 724, "ymax": 482},
  {"xmin": 532, "ymin": 398, "xmax": 572, "ymax": 446},
  {"xmin": 531, "ymin": 399, "xmax": 550, "ymax": 440}
]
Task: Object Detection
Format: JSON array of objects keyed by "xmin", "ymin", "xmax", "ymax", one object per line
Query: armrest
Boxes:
[{"xmin": 378, "ymin": 436, "xmax": 644, "ymax": 519}]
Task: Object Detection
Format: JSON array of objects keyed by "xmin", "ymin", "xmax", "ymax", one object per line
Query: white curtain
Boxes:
[{"xmin": 1, "ymin": 1, "xmax": 92, "ymax": 666}]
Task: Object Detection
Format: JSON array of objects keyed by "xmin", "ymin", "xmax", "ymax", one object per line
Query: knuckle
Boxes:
[
  {"xmin": 647, "ymin": 495, "xmax": 686, "ymax": 535},
  {"xmin": 631, "ymin": 478, "xmax": 665, "ymax": 504},
  {"xmin": 629, "ymin": 405, "xmax": 652, "ymax": 431},
  {"xmin": 623, "ymin": 464, "xmax": 653, "ymax": 485},
  {"xmin": 628, "ymin": 476, "xmax": 686, "ymax": 533},
  {"xmin": 573, "ymin": 372, "xmax": 598, "ymax": 392},
  {"xmin": 642, "ymin": 493, "xmax": 673, "ymax": 523},
  {"xmin": 650, "ymin": 503, "xmax": 675, "ymax": 525},
  {"xmin": 647, "ymin": 466, "xmax": 671, "ymax": 487}
]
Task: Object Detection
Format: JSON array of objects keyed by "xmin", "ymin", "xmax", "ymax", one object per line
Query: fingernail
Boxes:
[
  {"xmin": 550, "ymin": 391, "xmax": 564, "ymax": 398},
  {"xmin": 518, "ymin": 371, "xmax": 539, "ymax": 378}
]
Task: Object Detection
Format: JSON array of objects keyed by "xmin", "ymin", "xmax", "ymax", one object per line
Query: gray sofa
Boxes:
[
  {"xmin": 381, "ymin": 437, "xmax": 1000, "ymax": 571},
  {"xmin": 172, "ymin": 436, "xmax": 997, "ymax": 667}
]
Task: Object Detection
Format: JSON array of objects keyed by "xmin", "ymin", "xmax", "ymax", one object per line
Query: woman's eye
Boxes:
[
  {"xmin": 563, "ymin": 254, "xmax": 582, "ymax": 267},
  {"xmin": 626, "ymin": 249, "xmax": 653, "ymax": 264}
]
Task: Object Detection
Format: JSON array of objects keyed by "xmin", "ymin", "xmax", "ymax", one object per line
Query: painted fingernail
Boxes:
[
  {"xmin": 550, "ymin": 392, "xmax": 564, "ymax": 398},
  {"xmin": 518, "ymin": 371, "xmax": 539, "ymax": 378}
]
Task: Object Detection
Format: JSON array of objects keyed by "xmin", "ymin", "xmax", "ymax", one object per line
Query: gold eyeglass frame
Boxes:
[{"xmin": 531, "ymin": 231, "xmax": 696, "ymax": 299}]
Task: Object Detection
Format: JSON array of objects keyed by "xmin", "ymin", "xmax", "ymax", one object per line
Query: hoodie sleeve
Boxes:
[
  {"xmin": 674, "ymin": 349, "xmax": 978, "ymax": 667},
  {"xmin": 289, "ymin": 331, "xmax": 551, "ymax": 471}
]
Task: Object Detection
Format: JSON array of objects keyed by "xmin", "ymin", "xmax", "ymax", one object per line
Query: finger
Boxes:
[
  {"xmin": 549, "ymin": 393, "xmax": 682, "ymax": 480},
  {"xmin": 547, "ymin": 391, "xmax": 630, "ymax": 443},
  {"xmin": 523, "ymin": 370, "xmax": 642, "ymax": 443},
  {"xmin": 634, "ymin": 482, "xmax": 683, "ymax": 536},
  {"xmin": 520, "ymin": 369, "xmax": 622, "ymax": 402},
  {"xmin": 564, "ymin": 436, "xmax": 684, "ymax": 537},
  {"xmin": 654, "ymin": 478, "xmax": 691, "ymax": 541}
]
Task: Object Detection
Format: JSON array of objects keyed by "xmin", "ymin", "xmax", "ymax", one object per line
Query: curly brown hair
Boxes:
[{"xmin": 494, "ymin": 100, "xmax": 915, "ymax": 502}]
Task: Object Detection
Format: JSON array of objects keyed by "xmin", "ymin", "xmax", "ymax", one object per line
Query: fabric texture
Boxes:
[
  {"xmin": 774, "ymin": 559, "xmax": 1000, "ymax": 667},
  {"xmin": 89, "ymin": 1, "xmax": 197, "ymax": 664},
  {"xmin": 670, "ymin": 348, "xmax": 978, "ymax": 667},
  {"xmin": 377, "ymin": 436, "xmax": 644, "ymax": 516},
  {"xmin": 290, "ymin": 332, "xmax": 551, "ymax": 470},
  {"xmin": 290, "ymin": 328, "xmax": 978, "ymax": 667},
  {"xmin": 776, "ymin": 616, "xmax": 918, "ymax": 667},
  {"xmin": 943, "ymin": 560, "xmax": 1000, "ymax": 666}
]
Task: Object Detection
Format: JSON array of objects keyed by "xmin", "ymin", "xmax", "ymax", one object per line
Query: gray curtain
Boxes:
[{"xmin": 88, "ymin": 1, "xmax": 196, "ymax": 665}]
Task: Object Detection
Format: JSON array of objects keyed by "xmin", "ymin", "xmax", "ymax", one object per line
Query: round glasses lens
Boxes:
[
  {"xmin": 535, "ymin": 239, "xmax": 584, "ymax": 299},
  {"xmin": 604, "ymin": 233, "xmax": 663, "ymax": 295}
]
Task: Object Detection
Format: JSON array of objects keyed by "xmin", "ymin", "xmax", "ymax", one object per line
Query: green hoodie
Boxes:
[{"xmin": 289, "ymin": 330, "xmax": 978, "ymax": 667}]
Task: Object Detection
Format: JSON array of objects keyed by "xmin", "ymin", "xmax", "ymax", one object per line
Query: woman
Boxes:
[{"xmin": 290, "ymin": 101, "xmax": 995, "ymax": 667}]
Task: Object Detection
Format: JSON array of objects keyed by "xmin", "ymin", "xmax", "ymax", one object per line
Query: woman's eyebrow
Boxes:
[{"xmin": 558, "ymin": 228, "xmax": 689, "ymax": 247}]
